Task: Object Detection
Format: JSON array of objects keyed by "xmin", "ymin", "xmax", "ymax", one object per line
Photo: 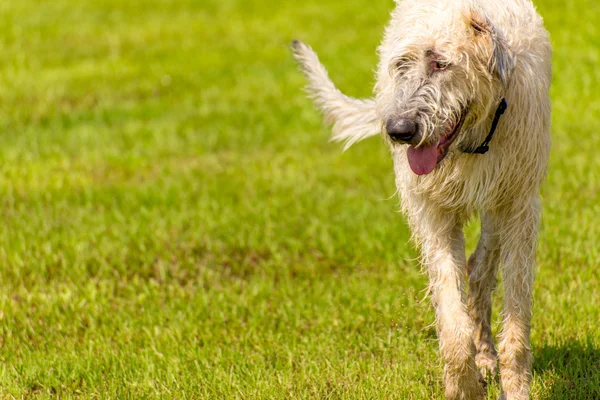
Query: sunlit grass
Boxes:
[{"xmin": 0, "ymin": 0, "xmax": 598, "ymax": 398}]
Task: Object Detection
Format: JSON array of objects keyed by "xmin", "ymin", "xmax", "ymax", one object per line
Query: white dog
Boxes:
[{"xmin": 292, "ymin": 0, "xmax": 551, "ymax": 398}]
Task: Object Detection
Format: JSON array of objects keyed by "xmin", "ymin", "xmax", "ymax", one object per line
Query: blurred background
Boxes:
[{"xmin": 0, "ymin": 0, "xmax": 598, "ymax": 398}]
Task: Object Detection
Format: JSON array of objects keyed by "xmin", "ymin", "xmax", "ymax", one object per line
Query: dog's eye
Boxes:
[
  {"xmin": 395, "ymin": 58, "xmax": 410, "ymax": 71},
  {"xmin": 391, "ymin": 58, "xmax": 411, "ymax": 78},
  {"xmin": 433, "ymin": 61, "xmax": 449, "ymax": 71}
]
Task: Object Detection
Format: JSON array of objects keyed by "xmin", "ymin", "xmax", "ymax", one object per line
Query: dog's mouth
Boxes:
[{"xmin": 407, "ymin": 109, "xmax": 468, "ymax": 176}]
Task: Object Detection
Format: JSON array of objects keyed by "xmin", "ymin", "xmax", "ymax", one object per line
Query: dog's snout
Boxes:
[{"xmin": 386, "ymin": 118, "xmax": 417, "ymax": 142}]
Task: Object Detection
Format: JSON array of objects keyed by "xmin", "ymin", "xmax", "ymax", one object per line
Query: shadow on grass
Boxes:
[{"xmin": 533, "ymin": 339, "xmax": 600, "ymax": 400}]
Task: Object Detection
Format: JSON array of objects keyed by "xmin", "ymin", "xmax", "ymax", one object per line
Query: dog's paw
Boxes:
[
  {"xmin": 444, "ymin": 368, "xmax": 487, "ymax": 400},
  {"xmin": 475, "ymin": 351, "xmax": 498, "ymax": 379}
]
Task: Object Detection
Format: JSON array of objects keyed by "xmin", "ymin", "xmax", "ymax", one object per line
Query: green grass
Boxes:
[{"xmin": 0, "ymin": 0, "xmax": 598, "ymax": 398}]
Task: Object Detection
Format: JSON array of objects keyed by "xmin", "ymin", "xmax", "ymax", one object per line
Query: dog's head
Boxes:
[{"xmin": 376, "ymin": 2, "xmax": 516, "ymax": 175}]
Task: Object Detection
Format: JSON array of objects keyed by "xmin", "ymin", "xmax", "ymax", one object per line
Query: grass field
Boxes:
[{"xmin": 0, "ymin": 0, "xmax": 599, "ymax": 398}]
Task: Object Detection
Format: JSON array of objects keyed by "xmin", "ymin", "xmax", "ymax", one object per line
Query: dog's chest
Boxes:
[{"xmin": 392, "ymin": 150, "xmax": 507, "ymax": 213}]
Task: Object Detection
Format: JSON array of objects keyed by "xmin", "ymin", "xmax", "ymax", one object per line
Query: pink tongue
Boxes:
[{"xmin": 407, "ymin": 142, "xmax": 439, "ymax": 175}]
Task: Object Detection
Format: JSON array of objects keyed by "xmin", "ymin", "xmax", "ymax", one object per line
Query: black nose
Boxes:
[{"xmin": 386, "ymin": 118, "xmax": 417, "ymax": 142}]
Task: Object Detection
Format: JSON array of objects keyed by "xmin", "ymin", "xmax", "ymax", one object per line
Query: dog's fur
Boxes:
[{"xmin": 292, "ymin": 0, "xmax": 551, "ymax": 398}]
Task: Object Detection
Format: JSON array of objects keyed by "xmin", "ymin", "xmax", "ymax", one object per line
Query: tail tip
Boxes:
[{"xmin": 290, "ymin": 39, "xmax": 303, "ymax": 53}]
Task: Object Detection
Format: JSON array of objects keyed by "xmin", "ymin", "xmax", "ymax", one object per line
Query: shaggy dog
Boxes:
[{"xmin": 291, "ymin": 0, "xmax": 551, "ymax": 399}]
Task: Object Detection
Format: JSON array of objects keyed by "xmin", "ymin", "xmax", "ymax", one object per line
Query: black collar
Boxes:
[{"xmin": 465, "ymin": 98, "xmax": 508, "ymax": 154}]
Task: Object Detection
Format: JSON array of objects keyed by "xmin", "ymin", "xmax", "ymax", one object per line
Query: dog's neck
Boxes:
[{"xmin": 464, "ymin": 98, "xmax": 508, "ymax": 155}]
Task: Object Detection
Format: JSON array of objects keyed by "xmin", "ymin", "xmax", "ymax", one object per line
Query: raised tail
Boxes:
[{"xmin": 290, "ymin": 40, "xmax": 380, "ymax": 150}]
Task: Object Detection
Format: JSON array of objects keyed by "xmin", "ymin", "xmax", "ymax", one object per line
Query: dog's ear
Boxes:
[{"xmin": 470, "ymin": 11, "xmax": 516, "ymax": 87}]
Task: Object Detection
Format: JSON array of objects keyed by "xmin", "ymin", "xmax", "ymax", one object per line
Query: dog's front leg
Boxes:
[
  {"xmin": 467, "ymin": 213, "xmax": 501, "ymax": 378},
  {"xmin": 497, "ymin": 199, "xmax": 540, "ymax": 400},
  {"xmin": 420, "ymin": 218, "xmax": 485, "ymax": 400}
]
